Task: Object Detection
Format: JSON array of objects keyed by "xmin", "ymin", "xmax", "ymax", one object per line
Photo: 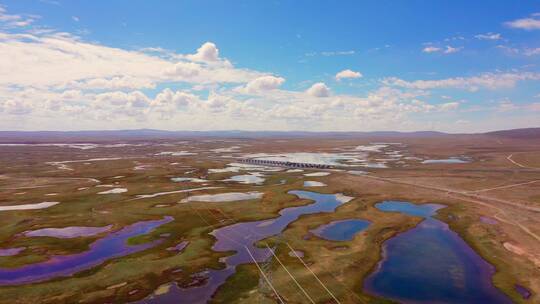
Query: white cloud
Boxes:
[
  {"xmin": 306, "ymin": 82, "xmax": 330, "ymax": 97},
  {"xmin": 1, "ymin": 5, "xmax": 538, "ymax": 132},
  {"xmin": 505, "ymin": 14, "xmax": 540, "ymax": 30},
  {"xmin": 335, "ymin": 69, "xmax": 362, "ymax": 81},
  {"xmin": 444, "ymin": 46, "xmax": 462, "ymax": 54},
  {"xmin": 2, "ymin": 100, "xmax": 32, "ymax": 115},
  {"xmin": 439, "ymin": 102, "xmax": 460, "ymax": 111},
  {"xmin": 164, "ymin": 62, "xmax": 202, "ymax": 78},
  {"xmin": 0, "ymin": 5, "xmax": 37, "ymax": 28},
  {"xmin": 422, "ymin": 45, "xmax": 462, "ymax": 54},
  {"xmin": 186, "ymin": 42, "xmax": 219, "ymax": 62},
  {"xmin": 67, "ymin": 76, "xmax": 156, "ymax": 90},
  {"xmin": 240, "ymin": 75, "xmax": 285, "ymax": 94},
  {"xmin": 497, "ymin": 100, "xmax": 518, "ymax": 112},
  {"xmin": 0, "ymin": 31, "xmax": 169, "ymax": 88},
  {"xmin": 474, "ymin": 32, "xmax": 501, "ymax": 40},
  {"xmin": 0, "ymin": 31, "xmax": 264, "ymax": 89},
  {"xmin": 72, "ymin": 16, "xmax": 79, "ymax": 22},
  {"xmin": 321, "ymin": 50, "xmax": 355, "ymax": 56},
  {"xmin": 384, "ymin": 72, "xmax": 540, "ymax": 91},
  {"xmin": 150, "ymin": 89, "xmax": 199, "ymax": 117},
  {"xmin": 96, "ymin": 91, "xmax": 150, "ymax": 108},
  {"xmin": 523, "ymin": 48, "xmax": 540, "ymax": 56},
  {"xmin": 496, "ymin": 45, "xmax": 540, "ymax": 56},
  {"xmin": 422, "ymin": 46, "xmax": 441, "ymax": 53}
]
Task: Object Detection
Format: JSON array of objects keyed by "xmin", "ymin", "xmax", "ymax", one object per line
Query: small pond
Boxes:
[{"xmin": 310, "ymin": 219, "xmax": 370, "ymax": 241}]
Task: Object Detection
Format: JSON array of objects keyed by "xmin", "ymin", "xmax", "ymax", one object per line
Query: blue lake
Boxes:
[
  {"xmin": 0, "ymin": 216, "xmax": 173, "ymax": 285},
  {"xmin": 311, "ymin": 219, "xmax": 370, "ymax": 241},
  {"xmin": 363, "ymin": 201, "xmax": 512, "ymax": 303}
]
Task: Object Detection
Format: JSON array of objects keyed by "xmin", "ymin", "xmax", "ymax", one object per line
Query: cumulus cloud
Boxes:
[
  {"xmin": 241, "ymin": 75, "xmax": 285, "ymax": 94},
  {"xmin": 150, "ymin": 89, "xmax": 199, "ymax": 118},
  {"xmin": 505, "ymin": 14, "xmax": 540, "ymax": 30},
  {"xmin": 186, "ymin": 42, "xmax": 219, "ymax": 62},
  {"xmin": 306, "ymin": 82, "xmax": 330, "ymax": 97},
  {"xmin": 164, "ymin": 62, "xmax": 202, "ymax": 78},
  {"xmin": 96, "ymin": 91, "xmax": 150, "ymax": 108},
  {"xmin": 2, "ymin": 100, "xmax": 32, "ymax": 115},
  {"xmin": 335, "ymin": 69, "xmax": 362, "ymax": 81}
]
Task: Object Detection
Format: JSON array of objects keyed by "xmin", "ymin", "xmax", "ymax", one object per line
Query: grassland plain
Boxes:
[{"xmin": 0, "ymin": 135, "xmax": 538, "ymax": 303}]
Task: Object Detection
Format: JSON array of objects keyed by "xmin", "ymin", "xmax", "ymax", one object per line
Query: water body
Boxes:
[
  {"xmin": 515, "ymin": 284, "xmax": 532, "ymax": 300},
  {"xmin": 224, "ymin": 173, "xmax": 265, "ymax": 185},
  {"xmin": 98, "ymin": 188, "xmax": 128, "ymax": 194},
  {"xmin": 422, "ymin": 158, "xmax": 469, "ymax": 164},
  {"xmin": 0, "ymin": 217, "xmax": 173, "ymax": 285},
  {"xmin": 0, "ymin": 201, "xmax": 59, "ymax": 212},
  {"xmin": 0, "ymin": 247, "xmax": 24, "ymax": 257},
  {"xmin": 304, "ymin": 172, "xmax": 330, "ymax": 177},
  {"xmin": 139, "ymin": 190, "xmax": 353, "ymax": 304},
  {"xmin": 24, "ymin": 225, "xmax": 112, "ymax": 238},
  {"xmin": 180, "ymin": 192, "xmax": 263, "ymax": 203},
  {"xmin": 364, "ymin": 201, "xmax": 512, "ymax": 303},
  {"xmin": 171, "ymin": 177, "xmax": 208, "ymax": 183},
  {"xmin": 303, "ymin": 181, "xmax": 326, "ymax": 187},
  {"xmin": 310, "ymin": 219, "xmax": 370, "ymax": 241}
]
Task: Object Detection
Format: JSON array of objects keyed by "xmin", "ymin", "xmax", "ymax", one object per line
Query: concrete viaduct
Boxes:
[{"xmin": 239, "ymin": 158, "xmax": 333, "ymax": 169}]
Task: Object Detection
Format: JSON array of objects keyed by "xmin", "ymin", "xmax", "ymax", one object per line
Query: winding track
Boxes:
[
  {"xmin": 506, "ymin": 153, "xmax": 540, "ymax": 170},
  {"xmin": 469, "ymin": 180, "xmax": 540, "ymax": 193}
]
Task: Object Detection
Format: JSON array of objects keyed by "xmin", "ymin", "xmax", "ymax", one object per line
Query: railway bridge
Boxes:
[{"xmin": 239, "ymin": 158, "xmax": 333, "ymax": 169}]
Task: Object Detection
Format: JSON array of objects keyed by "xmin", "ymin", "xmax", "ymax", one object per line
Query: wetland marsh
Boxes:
[{"xmin": 0, "ymin": 136, "xmax": 538, "ymax": 303}]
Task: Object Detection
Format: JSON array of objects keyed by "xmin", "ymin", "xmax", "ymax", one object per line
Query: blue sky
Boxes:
[{"xmin": 0, "ymin": 1, "xmax": 539, "ymax": 132}]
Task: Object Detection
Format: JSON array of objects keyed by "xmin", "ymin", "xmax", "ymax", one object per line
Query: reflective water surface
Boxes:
[
  {"xmin": 310, "ymin": 219, "xmax": 370, "ymax": 241},
  {"xmin": 363, "ymin": 201, "xmax": 512, "ymax": 303},
  {"xmin": 139, "ymin": 190, "xmax": 352, "ymax": 303},
  {"xmin": 0, "ymin": 217, "xmax": 173, "ymax": 285}
]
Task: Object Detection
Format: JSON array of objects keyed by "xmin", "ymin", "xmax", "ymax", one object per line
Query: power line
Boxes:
[
  {"xmin": 266, "ymin": 244, "xmax": 316, "ymax": 304},
  {"xmin": 285, "ymin": 242, "xmax": 341, "ymax": 304},
  {"xmin": 187, "ymin": 203, "xmax": 287, "ymax": 303},
  {"xmin": 244, "ymin": 245, "xmax": 286, "ymax": 304}
]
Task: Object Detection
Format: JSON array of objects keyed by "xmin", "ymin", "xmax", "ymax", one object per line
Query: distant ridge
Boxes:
[
  {"xmin": 0, "ymin": 129, "xmax": 448, "ymax": 142},
  {"xmin": 0, "ymin": 127, "xmax": 537, "ymax": 142},
  {"xmin": 484, "ymin": 127, "xmax": 540, "ymax": 139}
]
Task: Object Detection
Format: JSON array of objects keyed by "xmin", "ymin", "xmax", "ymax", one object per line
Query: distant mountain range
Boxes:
[
  {"xmin": 483, "ymin": 127, "xmax": 540, "ymax": 139},
  {"xmin": 0, "ymin": 127, "xmax": 538, "ymax": 142}
]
